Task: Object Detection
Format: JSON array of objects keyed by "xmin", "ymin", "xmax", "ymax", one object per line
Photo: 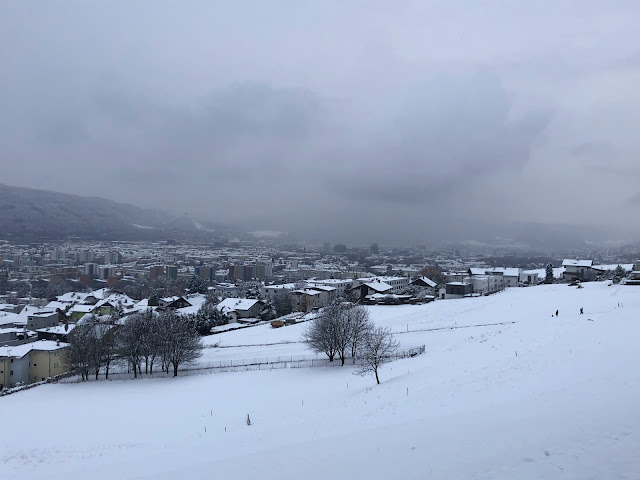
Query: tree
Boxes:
[
  {"xmin": 118, "ymin": 313, "xmax": 146, "ymax": 378},
  {"xmin": 148, "ymin": 293, "xmax": 159, "ymax": 307},
  {"xmin": 63, "ymin": 323, "xmax": 94, "ymax": 381},
  {"xmin": 187, "ymin": 275, "xmax": 208, "ymax": 294},
  {"xmin": 545, "ymin": 264, "xmax": 554, "ymax": 284},
  {"xmin": 98, "ymin": 321, "xmax": 118, "ymax": 380},
  {"xmin": 272, "ymin": 290, "xmax": 294, "ymax": 317},
  {"xmin": 347, "ymin": 305, "xmax": 372, "ymax": 359},
  {"xmin": 138, "ymin": 309, "xmax": 161, "ymax": 375},
  {"xmin": 194, "ymin": 301, "xmax": 228, "ymax": 335},
  {"xmin": 355, "ymin": 326, "xmax": 399, "ymax": 384},
  {"xmin": 302, "ymin": 304, "xmax": 341, "ymax": 362},
  {"xmin": 614, "ymin": 264, "xmax": 626, "ymax": 283},
  {"xmin": 157, "ymin": 310, "xmax": 202, "ymax": 376}
]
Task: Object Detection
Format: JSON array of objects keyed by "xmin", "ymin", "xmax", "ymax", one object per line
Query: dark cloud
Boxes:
[{"xmin": 1, "ymin": 1, "xmax": 640, "ymax": 243}]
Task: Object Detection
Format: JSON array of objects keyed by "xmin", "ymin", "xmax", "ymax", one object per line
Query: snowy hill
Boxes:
[{"xmin": 2, "ymin": 282, "xmax": 639, "ymax": 479}]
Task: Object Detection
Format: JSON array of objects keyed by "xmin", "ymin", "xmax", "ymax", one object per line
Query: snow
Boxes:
[
  {"xmin": 2, "ymin": 282, "xmax": 640, "ymax": 479},
  {"xmin": 216, "ymin": 297, "xmax": 261, "ymax": 314},
  {"xmin": 0, "ymin": 339, "xmax": 68, "ymax": 358},
  {"xmin": 0, "ymin": 311, "xmax": 18, "ymax": 326},
  {"xmin": 562, "ymin": 259, "xmax": 593, "ymax": 267}
]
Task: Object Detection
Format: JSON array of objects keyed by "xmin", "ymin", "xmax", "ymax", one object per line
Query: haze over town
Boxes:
[{"xmin": 2, "ymin": 1, "xmax": 640, "ymax": 243}]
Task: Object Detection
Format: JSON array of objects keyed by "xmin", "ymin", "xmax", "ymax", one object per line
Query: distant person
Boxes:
[
  {"xmin": 580, "ymin": 307, "xmax": 583, "ymax": 315},
  {"xmin": 556, "ymin": 310, "xmax": 559, "ymax": 317}
]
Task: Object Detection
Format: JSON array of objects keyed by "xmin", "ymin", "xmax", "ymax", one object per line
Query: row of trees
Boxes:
[
  {"xmin": 64, "ymin": 309, "xmax": 203, "ymax": 380},
  {"xmin": 303, "ymin": 302, "xmax": 399, "ymax": 384}
]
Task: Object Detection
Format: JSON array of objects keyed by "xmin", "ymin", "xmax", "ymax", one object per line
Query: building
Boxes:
[
  {"xmin": 307, "ymin": 279, "xmax": 353, "ymax": 297},
  {"xmin": 166, "ymin": 265, "xmax": 178, "ymax": 281},
  {"xmin": 0, "ymin": 340, "xmax": 68, "ymax": 388},
  {"xmin": 351, "ymin": 280, "xmax": 393, "ymax": 299},
  {"xmin": 410, "ymin": 276, "xmax": 438, "ymax": 295},
  {"xmin": 26, "ymin": 311, "xmax": 58, "ymax": 330},
  {"xmin": 158, "ymin": 296, "xmax": 192, "ymax": 310},
  {"xmin": 562, "ymin": 259, "xmax": 594, "ymax": 281},
  {"xmin": 216, "ymin": 298, "xmax": 265, "ymax": 322},
  {"xmin": 261, "ymin": 283, "xmax": 296, "ymax": 301},
  {"xmin": 444, "ymin": 282, "xmax": 474, "ymax": 299},
  {"xmin": 354, "ymin": 276, "xmax": 410, "ymax": 294},
  {"xmin": 519, "ymin": 271, "xmax": 540, "ymax": 285},
  {"xmin": 194, "ymin": 265, "xmax": 216, "ymax": 282},
  {"xmin": 104, "ymin": 251, "xmax": 122, "ymax": 264}
]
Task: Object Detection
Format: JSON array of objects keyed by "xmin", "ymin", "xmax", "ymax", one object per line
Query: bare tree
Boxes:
[
  {"xmin": 158, "ymin": 311, "xmax": 202, "ymax": 377},
  {"xmin": 355, "ymin": 326, "xmax": 399, "ymax": 384},
  {"xmin": 98, "ymin": 321, "xmax": 118, "ymax": 380},
  {"xmin": 302, "ymin": 303, "xmax": 341, "ymax": 362},
  {"xmin": 63, "ymin": 322, "xmax": 94, "ymax": 381},
  {"xmin": 139, "ymin": 309, "xmax": 160, "ymax": 374},
  {"xmin": 118, "ymin": 313, "xmax": 145, "ymax": 378},
  {"xmin": 347, "ymin": 305, "xmax": 372, "ymax": 359}
]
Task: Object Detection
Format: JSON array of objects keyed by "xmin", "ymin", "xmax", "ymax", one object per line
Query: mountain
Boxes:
[{"xmin": 0, "ymin": 184, "xmax": 223, "ymax": 242}]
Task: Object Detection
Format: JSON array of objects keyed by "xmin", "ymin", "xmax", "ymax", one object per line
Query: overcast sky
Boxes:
[{"xmin": 2, "ymin": 1, "xmax": 640, "ymax": 243}]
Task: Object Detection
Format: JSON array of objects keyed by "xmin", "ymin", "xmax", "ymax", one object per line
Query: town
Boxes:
[{"xmin": 1, "ymin": 237, "xmax": 638, "ymax": 390}]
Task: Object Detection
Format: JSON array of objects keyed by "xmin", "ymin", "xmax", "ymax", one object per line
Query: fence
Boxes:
[{"xmin": 58, "ymin": 344, "xmax": 426, "ymax": 383}]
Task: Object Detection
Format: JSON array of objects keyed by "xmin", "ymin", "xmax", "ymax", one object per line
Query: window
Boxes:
[{"xmin": 10, "ymin": 370, "xmax": 13, "ymax": 376}]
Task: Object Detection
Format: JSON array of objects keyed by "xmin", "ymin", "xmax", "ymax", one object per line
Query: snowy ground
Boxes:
[{"xmin": 2, "ymin": 282, "xmax": 639, "ymax": 479}]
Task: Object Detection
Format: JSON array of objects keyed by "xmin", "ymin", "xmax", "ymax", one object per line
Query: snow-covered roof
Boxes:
[
  {"xmin": 363, "ymin": 282, "xmax": 393, "ymax": 293},
  {"xmin": 68, "ymin": 304, "xmax": 95, "ymax": 313},
  {"xmin": 45, "ymin": 301, "xmax": 69, "ymax": 311},
  {"xmin": 216, "ymin": 298, "xmax": 262, "ymax": 314},
  {"xmin": 35, "ymin": 324, "xmax": 76, "ymax": 335},
  {"xmin": 0, "ymin": 340, "xmax": 68, "ymax": 358},
  {"xmin": 306, "ymin": 285, "xmax": 337, "ymax": 292},
  {"xmin": 416, "ymin": 276, "xmax": 437, "ymax": 287},
  {"xmin": 562, "ymin": 259, "xmax": 593, "ymax": 267},
  {"xmin": 175, "ymin": 295, "xmax": 208, "ymax": 316},
  {"xmin": 0, "ymin": 311, "xmax": 18, "ymax": 326},
  {"xmin": 56, "ymin": 291, "xmax": 91, "ymax": 303},
  {"xmin": 94, "ymin": 293, "xmax": 136, "ymax": 309}
]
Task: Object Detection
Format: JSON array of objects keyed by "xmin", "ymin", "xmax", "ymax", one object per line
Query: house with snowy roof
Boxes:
[
  {"xmin": 0, "ymin": 340, "xmax": 69, "ymax": 388},
  {"xmin": 351, "ymin": 279, "xmax": 393, "ymax": 300},
  {"xmin": 562, "ymin": 259, "xmax": 594, "ymax": 281},
  {"xmin": 216, "ymin": 298, "xmax": 264, "ymax": 322},
  {"xmin": 158, "ymin": 296, "xmax": 192, "ymax": 310},
  {"xmin": 410, "ymin": 276, "xmax": 438, "ymax": 295}
]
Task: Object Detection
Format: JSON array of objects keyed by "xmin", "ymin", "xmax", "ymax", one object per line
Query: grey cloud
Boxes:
[{"xmin": 2, "ymin": 1, "xmax": 640, "ymax": 243}]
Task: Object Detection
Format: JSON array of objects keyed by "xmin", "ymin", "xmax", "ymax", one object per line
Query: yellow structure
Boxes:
[
  {"xmin": 0, "ymin": 341, "xmax": 68, "ymax": 388},
  {"xmin": 30, "ymin": 347, "xmax": 67, "ymax": 383}
]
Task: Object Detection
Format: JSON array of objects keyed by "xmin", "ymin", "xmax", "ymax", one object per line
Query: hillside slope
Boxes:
[
  {"xmin": 0, "ymin": 183, "xmax": 219, "ymax": 241},
  {"xmin": 1, "ymin": 282, "xmax": 639, "ymax": 479}
]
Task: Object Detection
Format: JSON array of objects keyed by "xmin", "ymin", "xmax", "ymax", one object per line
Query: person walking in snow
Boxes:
[
  {"xmin": 580, "ymin": 307, "xmax": 583, "ymax": 315},
  {"xmin": 556, "ymin": 310, "xmax": 559, "ymax": 317}
]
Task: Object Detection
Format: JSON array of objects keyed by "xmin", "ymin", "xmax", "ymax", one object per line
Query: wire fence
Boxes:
[{"xmin": 58, "ymin": 345, "xmax": 426, "ymax": 383}]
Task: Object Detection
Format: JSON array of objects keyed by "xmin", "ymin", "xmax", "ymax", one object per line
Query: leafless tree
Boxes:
[
  {"xmin": 117, "ymin": 313, "xmax": 146, "ymax": 378},
  {"xmin": 63, "ymin": 322, "xmax": 94, "ymax": 381},
  {"xmin": 347, "ymin": 305, "xmax": 372, "ymax": 359},
  {"xmin": 157, "ymin": 310, "xmax": 202, "ymax": 377},
  {"xmin": 355, "ymin": 326, "xmax": 399, "ymax": 384},
  {"xmin": 302, "ymin": 303, "xmax": 341, "ymax": 362}
]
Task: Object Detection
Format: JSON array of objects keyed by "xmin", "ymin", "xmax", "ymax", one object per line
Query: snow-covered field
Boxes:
[{"xmin": 2, "ymin": 282, "xmax": 639, "ymax": 479}]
